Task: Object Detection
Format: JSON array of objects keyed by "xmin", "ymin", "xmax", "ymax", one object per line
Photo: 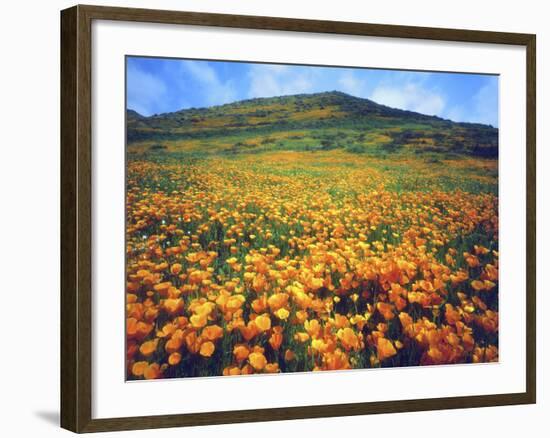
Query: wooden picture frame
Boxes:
[{"xmin": 61, "ymin": 4, "xmax": 536, "ymax": 433}]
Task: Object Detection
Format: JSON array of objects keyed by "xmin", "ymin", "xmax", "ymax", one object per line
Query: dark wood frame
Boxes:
[{"xmin": 61, "ymin": 4, "xmax": 536, "ymax": 433}]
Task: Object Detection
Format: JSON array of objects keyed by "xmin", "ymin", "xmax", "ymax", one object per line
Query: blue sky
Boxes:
[{"xmin": 127, "ymin": 56, "xmax": 499, "ymax": 127}]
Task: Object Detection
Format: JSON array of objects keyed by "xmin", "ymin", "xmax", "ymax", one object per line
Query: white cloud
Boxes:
[
  {"xmin": 181, "ymin": 61, "xmax": 237, "ymax": 106},
  {"xmin": 370, "ymin": 82, "xmax": 445, "ymax": 116},
  {"xmin": 259, "ymin": 64, "xmax": 290, "ymax": 74},
  {"xmin": 337, "ymin": 71, "xmax": 368, "ymax": 97},
  {"xmin": 471, "ymin": 82, "xmax": 499, "ymax": 126},
  {"xmin": 442, "ymin": 80, "xmax": 498, "ymax": 127},
  {"xmin": 445, "ymin": 105, "xmax": 466, "ymax": 123},
  {"xmin": 247, "ymin": 65, "xmax": 315, "ymax": 98},
  {"xmin": 126, "ymin": 65, "xmax": 167, "ymax": 116}
]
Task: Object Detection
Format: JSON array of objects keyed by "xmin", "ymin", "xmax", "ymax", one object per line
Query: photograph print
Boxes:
[{"xmin": 125, "ymin": 57, "xmax": 499, "ymax": 380}]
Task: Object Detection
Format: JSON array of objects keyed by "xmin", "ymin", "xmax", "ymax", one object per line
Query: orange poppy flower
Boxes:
[
  {"xmin": 139, "ymin": 339, "xmax": 158, "ymax": 357},
  {"xmin": 275, "ymin": 307, "xmax": 290, "ymax": 320},
  {"xmin": 265, "ymin": 363, "xmax": 280, "ymax": 373},
  {"xmin": 377, "ymin": 337, "xmax": 397, "ymax": 361},
  {"xmin": 337, "ymin": 327, "xmax": 360, "ymax": 351},
  {"xmin": 233, "ymin": 344, "xmax": 250, "ymax": 362},
  {"xmin": 284, "ymin": 349, "xmax": 295, "ymax": 361},
  {"xmin": 248, "ymin": 352, "xmax": 267, "ymax": 371},
  {"xmin": 269, "ymin": 327, "xmax": 284, "ymax": 350},
  {"xmin": 170, "ymin": 263, "xmax": 182, "ymax": 275},
  {"xmin": 143, "ymin": 363, "xmax": 161, "ymax": 379},
  {"xmin": 154, "ymin": 281, "xmax": 172, "ymax": 296},
  {"xmin": 190, "ymin": 313, "xmax": 208, "ymax": 328},
  {"xmin": 254, "ymin": 314, "xmax": 271, "ymax": 332},
  {"xmin": 201, "ymin": 325, "xmax": 224, "ymax": 341},
  {"xmin": 168, "ymin": 352, "xmax": 181, "ymax": 365},
  {"xmin": 376, "ymin": 302, "xmax": 395, "ymax": 320},
  {"xmin": 199, "ymin": 341, "xmax": 215, "ymax": 357},
  {"xmin": 163, "ymin": 298, "xmax": 183, "ymax": 315},
  {"xmin": 131, "ymin": 361, "xmax": 148, "ymax": 377}
]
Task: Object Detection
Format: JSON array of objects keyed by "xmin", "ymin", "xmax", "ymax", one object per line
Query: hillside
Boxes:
[{"xmin": 126, "ymin": 91, "xmax": 498, "ymax": 158}]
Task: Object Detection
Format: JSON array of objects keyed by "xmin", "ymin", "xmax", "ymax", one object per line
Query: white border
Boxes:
[{"xmin": 92, "ymin": 20, "xmax": 526, "ymax": 419}]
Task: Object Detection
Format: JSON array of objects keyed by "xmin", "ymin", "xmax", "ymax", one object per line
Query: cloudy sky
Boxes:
[{"xmin": 126, "ymin": 56, "xmax": 499, "ymax": 127}]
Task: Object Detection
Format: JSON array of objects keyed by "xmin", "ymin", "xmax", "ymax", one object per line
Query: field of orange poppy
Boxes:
[{"xmin": 125, "ymin": 149, "xmax": 498, "ymax": 380}]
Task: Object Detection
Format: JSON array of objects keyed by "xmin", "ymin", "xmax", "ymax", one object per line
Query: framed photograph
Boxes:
[{"xmin": 60, "ymin": 4, "xmax": 536, "ymax": 433}]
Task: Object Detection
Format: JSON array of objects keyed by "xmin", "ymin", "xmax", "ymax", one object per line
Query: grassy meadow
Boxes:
[{"xmin": 126, "ymin": 92, "xmax": 498, "ymax": 380}]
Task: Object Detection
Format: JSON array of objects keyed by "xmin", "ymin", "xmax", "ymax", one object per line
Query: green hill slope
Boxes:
[{"xmin": 127, "ymin": 91, "xmax": 498, "ymax": 158}]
